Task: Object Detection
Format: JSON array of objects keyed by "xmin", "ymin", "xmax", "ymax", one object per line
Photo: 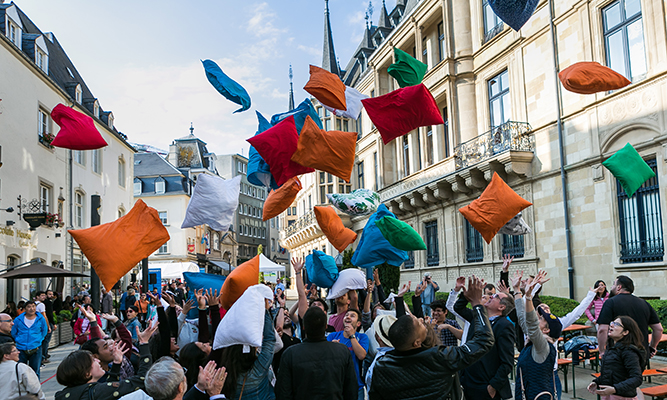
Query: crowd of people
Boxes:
[{"xmin": 0, "ymin": 255, "xmax": 663, "ymax": 400}]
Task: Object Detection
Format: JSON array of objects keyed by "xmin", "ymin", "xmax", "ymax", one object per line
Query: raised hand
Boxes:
[
  {"xmin": 497, "ymin": 280, "xmax": 511, "ymax": 296},
  {"xmin": 146, "ymin": 291, "xmax": 158, "ymax": 305},
  {"xmin": 454, "ymin": 276, "xmax": 466, "ymax": 292},
  {"xmin": 265, "ymin": 298, "xmax": 273, "ymax": 310},
  {"xmin": 197, "ymin": 361, "xmax": 216, "ymax": 393},
  {"xmin": 112, "ymin": 341, "xmax": 128, "ymax": 364},
  {"xmin": 162, "ymin": 292, "xmax": 177, "ymax": 307},
  {"xmin": 101, "ymin": 313, "xmax": 119, "ymax": 324},
  {"xmin": 206, "ymin": 365, "xmax": 227, "ymax": 396},
  {"xmin": 137, "ymin": 320, "xmax": 158, "ymax": 345},
  {"xmin": 397, "ymin": 281, "xmax": 411, "ymax": 297},
  {"xmin": 373, "ymin": 268, "xmax": 381, "ymax": 286},
  {"xmin": 502, "ymin": 254, "xmax": 514, "ymax": 273},
  {"xmin": 291, "ymin": 257, "xmax": 304, "ymax": 274},
  {"xmin": 462, "ymin": 276, "xmax": 484, "ymax": 306},
  {"xmin": 510, "ymin": 271, "xmax": 523, "ymax": 293},
  {"xmin": 525, "ymin": 270, "xmax": 547, "ymax": 300},
  {"xmin": 205, "ymin": 289, "xmax": 219, "ymax": 307},
  {"xmin": 415, "ymin": 282, "xmax": 425, "ymax": 297},
  {"xmin": 366, "ymin": 280, "xmax": 375, "ymax": 294},
  {"xmin": 195, "ymin": 289, "xmax": 206, "ymax": 310},
  {"xmin": 80, "ymin": 305, "xmax": 96, "ymax": 322}
]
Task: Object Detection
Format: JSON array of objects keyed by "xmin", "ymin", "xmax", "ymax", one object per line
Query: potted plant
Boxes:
[
  {"xmin": 48, "ymin": 311, "xmax": 60, "ymax": 348},
  {"xmin": 58, "ymin": 309, "xmax": 73, "ymax": 344},
  {"xmin": 39, "ymin": 132, "xmax": 55, "ymax": 149},
  {"xmin": 44, "ymin": 213, "xmax": 63, "ymax": 228}
]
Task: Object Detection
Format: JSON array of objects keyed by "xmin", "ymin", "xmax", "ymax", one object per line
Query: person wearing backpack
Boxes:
[{"xmin": 588, "ymin": 316, "xmax": 645, "ymax": 400}]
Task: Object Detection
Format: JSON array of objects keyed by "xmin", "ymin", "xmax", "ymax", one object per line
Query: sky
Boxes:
[{"xmin": 15, "ymin": 0, "xmax": 387, "ymax": 157}]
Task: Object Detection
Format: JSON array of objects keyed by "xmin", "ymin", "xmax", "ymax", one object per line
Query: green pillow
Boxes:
[
  {"xmin": 387, "ymin": 47, "xmax": 428, "ymax": 88},
  {"xmin": 375, "ymin": 216, "xmax": 427, "ymax": 251},
  {"xmin": 602, "ymin": 143, "xmax": 655, "ymax": 197}
]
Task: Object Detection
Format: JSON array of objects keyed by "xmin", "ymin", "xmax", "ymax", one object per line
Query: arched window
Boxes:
[
  {"xmin": 75, "ymin": 191, "xmax": 84, "ymax": 227},
  {"xmin": 213, "ymin": 233, "xmax": 220, "ymax": 251}
]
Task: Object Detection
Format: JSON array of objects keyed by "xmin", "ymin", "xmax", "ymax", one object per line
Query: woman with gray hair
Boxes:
[
  {"xmin": 0, "ymin": 342, "xmax": 45, "ymax": 400},
  {"xmin": 145, "ymin": 357, "xmax": 226, "ymax": 400}
]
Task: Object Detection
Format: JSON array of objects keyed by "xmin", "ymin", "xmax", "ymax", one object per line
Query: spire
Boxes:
[
  {"xmin": 378, "ymin": 0, "xmax": 391, "ymax": 29},
  {"xmin": 288, "ymin": 64, "xmax": 295, "ymax": 111},
  {"xmin": 322, "ymin": 0, "xmax": 341, "ymax": 77},
  {"xmin": 189, "ymin": 122, "xmax": 194, "ymax": 135}
]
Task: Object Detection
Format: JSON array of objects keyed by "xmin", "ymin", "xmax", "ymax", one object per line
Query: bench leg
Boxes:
[{"xmin": 572, "ymin": 363, "xmax": 576, "ymax": 398}]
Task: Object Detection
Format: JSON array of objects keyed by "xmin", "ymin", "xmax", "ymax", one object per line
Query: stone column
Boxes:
[{"xmin": 451, "ymin": 0, "xmax": 478, "ymax": 144}]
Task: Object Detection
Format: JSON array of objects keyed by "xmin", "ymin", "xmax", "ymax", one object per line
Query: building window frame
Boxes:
[
  {"xmin": 38, "ymin": 108, "xmax": 50, "ymax": 147},
  {"xmin": 357, "ymin": 161, "xmax": 365, "ymax": 189},
  {"xmin": 403, "ymin": 135, "xmax": 410, "ymax": 177},
  {"xmin": 373, "ymin": 152, "xmax": 379, "ymax": 191},
  {"xmin": 482, "ymin": 0, "xmax": 504, "ymax": 43},
  {"xmin": 437, "ymin": 22, "xmax": 445, "ymax": 62},
  {"xmin": 488, "ymin": 69, "xmax": 510, "ymax": 129},
  {"xmin": 465, "ymin": 219, "xmax": 484, "ymax": 262},
  {"xmin": 602, "ymin": 0, "xmax": 646, "ymax": 83},
  {"xmin": 155, "ymin": 177, "xmax": 166, "ymax": 194},
  {"xmin": 502, "ymin": 234, "xmax": 525, "ymax": 258},
  {"xmin": 74, "ymin": 150, "xmax": 85, "ymax": 166},
  {"xmin": 158, "ymin": 211, "xmax": 168, "ymax": 225},
  {"xmin": 75, "ymin": 191, "xmax": 84, "ymax": 228},
  {"xmin": 118, "ymin": 157, "xmax": 126, "ymax": 188},
  {"xmin": 158, "ymin": 242, "xmax": 169, "ymax": 254},
  {"xmin": 91, "ymin": 149, "xmax": 102, "ymax": 175},
  {"xmin": 425, "ymin": 221, "xmax": 439, "ymax": 266},
  {"xmin": 133, "ymin": 178, "xmax": 142, "ymax": 196}
]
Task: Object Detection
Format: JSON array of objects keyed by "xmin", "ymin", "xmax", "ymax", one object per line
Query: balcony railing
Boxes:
[
  {"xmin": 454, "ymin": 121, "xmax": 533, "ymax": 170},
  {"xmin": 483, "ymin": 22, "xmax": 505, "ymax": 44},
  {"xmin": 284, "ymin": 210, "xmax": 316, "ymax": 238}
]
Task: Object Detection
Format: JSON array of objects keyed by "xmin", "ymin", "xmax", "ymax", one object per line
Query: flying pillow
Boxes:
[
  {"xmin": 303, "ymin": 65, "xmax": 347, "ymax": 110},
  {"xmin": 603, "ymin": 142, "xmax": 656, "ymax": 197},
  {"xmin": 387, "ymin": 47, "xmax": 428, "ymax": 88},
  {"xmin": 220, "ymin": 255, "xmax": 260, "ymax": 310},
  {"xmin": 323, "ymin": 86, "xmax": 368, "ymax": 120},
  {"xmin": 69, "ymin": 200, "xmax": 169, "ymax": 290},
  {"xmin": 291, "ymin": 116, "xmax": 358, "ymax": 182},
  {"xmin": 263, "ymin": 177, "xmax": 302, "ymax": 221},
  {"xmin": 459, "ymin": 173, "xmax": 533, "ymax": 244},
  {"xmin": 375, "ymin": 216, "xmax": 427, "ymax": 251},
  {"xmin": 248, "ymin": 111, "xmax": 279, "ymax": 190},
  {"xmin": 361, "ymin": 84, "xmax": 443, "ymax": 144},
  {"xmin": 246, "ymin": 115, "xmax": 315, "ymax": 186},
  {"xmin": 351, "ymin": 204, "xmax": 408, "ymax": 271},
  {"xmin": 202, "ymin": 59, "xmax": 251, "ymax": 113},
  {"xmin": 183, "ymin": 272, "xmax": 226, "ymax": 294},
  {"xmin": 498, "ymin": 212, "xmax": 532, "ymax": 235},
  {"xmin": 213, "ymin": 284, "xmax": 273, "ymax": 349},
  {"xmin": 271, "ymin": 98, "xmax": 324, "ymax": 133},
  {"xmin": 181, "ymin": 175, "xmax": 241, "ymax": 232},
  {"xmin": 314, "ymin": 206, "xmax": 357, "ymax": 253},
  {"xmin": 305, "ymin": 250, "xmax": 339, "ymax": 289},
  {"xmin": 488, "ymin": 0, "xmax": 538, "ymax": 31},
  {"xmin": 559, "ymin": 62, "xmax": 631, "ymax": 94},
  {"xmin": 327, "ymin": 189, "xmax": 381, "ymax": 216},
  {"xmin": 326, "ymin": 268, "xmax": 367, "ymax": 300},
  {"xmin": 50, "ymin": 104, "xmax": 108, "ymax": 150}
]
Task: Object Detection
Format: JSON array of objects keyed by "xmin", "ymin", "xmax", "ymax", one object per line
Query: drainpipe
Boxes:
[
  {"xmin": 548, "ymin": 0, "xmax": 575, "ymax": 299},
  {"xmin": 69, "ymin": 149, "xmax": 74, "ymax": 298}
]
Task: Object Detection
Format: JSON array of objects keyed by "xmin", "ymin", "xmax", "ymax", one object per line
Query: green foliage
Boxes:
[
  {"xmin": 403, "ymin": 291, "xmax": 449, "ymax": 310},
  {"xmin": 647, "ymin": 300, "xmax": 667, "ymax": 355},
  {"xmin": 57, "ymin": 309, "xmax": 72, "ymax": 323},
  {"xmin": 341, "ymin": 249, "xmax": 355, "ymax": 270},
  {"xmin": 377, "ymin": 263, "xmax": 400, "ymax": 293}
]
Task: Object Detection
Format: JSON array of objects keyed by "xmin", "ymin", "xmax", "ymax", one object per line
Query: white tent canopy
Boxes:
[
  {"xmin": 259, "ymin": 254, "xmax": 285, "ymax": 273},
  {"xmin": 138, "ymin": 262, "xmax": 200, "ymax": 281}
]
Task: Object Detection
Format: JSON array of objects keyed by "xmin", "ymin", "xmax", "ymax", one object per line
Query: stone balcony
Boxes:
[{"xmin": 381, "ymin": 121, "xmax": 535, "ymax": 217}]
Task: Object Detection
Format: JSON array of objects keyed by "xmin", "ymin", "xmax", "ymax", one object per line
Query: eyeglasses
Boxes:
[
  {"xmin": 0, "ymin": 319, "xmax": 12, "ymax": 323},
  {"xmin": 610, "ymin": 321, "xmax": 624, "ymax": 328}
]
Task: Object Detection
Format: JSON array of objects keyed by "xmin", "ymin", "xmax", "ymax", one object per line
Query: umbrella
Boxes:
[{"xmin": 0, "ymin": 263, "xmax": 89, "ymax": 279}]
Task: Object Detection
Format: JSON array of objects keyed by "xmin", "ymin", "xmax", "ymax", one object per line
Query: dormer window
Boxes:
[
  {"xmin": 36, "ymin": 49, "xmax": 46, "ymax": 71},
  {"xmin": 34, "ymin": 35, "xmax": 49, "ymax": 73},
  {"xmin": 133, "ymin": 178, "xmax": 142, "ymax": 195},
  {"xmin": 108, "ymin": 113, "xmax": 114, "ymax": 129},
  {"xmin": 155, "ymin": 177, "xmax": 166, "ymax": 194},
  {"xmin": 75, "ymin": 84, "xmax": 82, "ymax": 104},
  {"xmin": 93, "ymin": 100, "xmax": 100, "ymax": 118}
]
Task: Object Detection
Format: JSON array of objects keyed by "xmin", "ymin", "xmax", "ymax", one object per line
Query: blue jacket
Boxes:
[{"xmin": 11, "ymin": 313, "xmax": 48, "ymax": 351}]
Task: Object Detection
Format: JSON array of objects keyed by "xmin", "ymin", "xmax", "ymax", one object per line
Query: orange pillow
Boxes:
[
  {"xmin": 314, "ymin": 206, "xmax": 357, "ymax": 253},
  {"xmin": 263, "ymin": 177, "xmax": 302, "ymax": 221},
  {"xmin": 304, "ymin": 65, "xmax": 347, "ymax": 111},
  {"xmin": 458, "ymin": 173, "xmax": 532, "ymax": 244},
  {"xmin": 69, "ymin": 200, "xmax": 169, "ymax": 290},
  {"xmin": 290, "ymin": 116, "xmax": 358, "ymax": 182},
  {"xmin": 558, "ymin": 62, "xmax": 631, "ymax": 94},
  {"xmin": 221, "ymin": 255, "xmax": 260, "ymax": 310}
]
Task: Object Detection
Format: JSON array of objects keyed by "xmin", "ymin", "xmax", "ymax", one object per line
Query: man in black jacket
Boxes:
[
  {"xmin": 275, "ymin": 307, "xmax": 358, "ymax": 400},
  {"xmin": 455, "ymin": 280, "xmax": 516, "ymax": 400},
  {"xmin": 368, "ymin": 276, "xmax": 494, "ymax": 400}
]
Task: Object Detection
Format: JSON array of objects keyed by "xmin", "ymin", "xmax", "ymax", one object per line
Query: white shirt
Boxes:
[
  {"xmin": 0, "ymin": 359, "xmax": 46, "ymax": 400},
  {"xmin": 35, "ymin": 302, "xmax": 45, "ymax": 314},
  {"xmin": 24, "ymin": 317, "xmax": 36, "ymax": 329}
]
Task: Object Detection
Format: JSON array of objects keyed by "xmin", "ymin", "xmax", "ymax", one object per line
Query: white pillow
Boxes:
[
  {"xmin": 323, "ymin": 86, "xmax": 368, "ymax": 120},
  {"xmin": 498, "ymin": 212, "xmax": 532, "ymax": 235},
  {"xmin": 182, "ymin": 174, "xmax": 241, "ymax": 232},
  {"xmin": 213, "ymin": 284, "xmax": 273, "ymax": 349},
  {"xmin": 326, "ymin": 268, "xmax": 367, "ymax": 300}
]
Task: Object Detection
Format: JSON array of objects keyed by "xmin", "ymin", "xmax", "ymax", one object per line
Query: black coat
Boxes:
[
  {"xmin": 455, "ymin": 295, "xmax": 515, "ymax": 399},
  {"xmin": 275, "ymin": 337, "xmax": 358, "ymax": 400},
  {"xmin": 594, "ymin": 342, "xmax": 644, "ymax": 398},
  {"xmin": 368, "ymin": 305, "xmax": 494, "ymax": 400}
]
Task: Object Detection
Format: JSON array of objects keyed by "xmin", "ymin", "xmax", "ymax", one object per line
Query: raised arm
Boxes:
[
  {"xmin": 513, "ymin": 270, "xmax": 551, "ymax": 363},
  {"xmin": 103, "ymin": 314, "xmax": 132, "ymax": 356},
  {"xmin": 252, "ymin": 307, "xmax": 277, "ymax": 376},
  {"xmin": 560, "ymin": 289, "xmax": 596, "ymax": 329},
  {"xmin": 208, "ymin": 288, "xmax": 222, "ymax": 335},
  {"xmin": 394, "ymin": 282, "xmax": 411, "ymax": 318},
  {"xmin": 292, "ymin": 258, "xmax": 309, "ymax": 319},
  {"xmin": 361, "ymin": 280, "xmax": 374, "ymax": 331},
  {"xmin": 453, "ymin": 277, "xmax": 474, "ymax": 322}
]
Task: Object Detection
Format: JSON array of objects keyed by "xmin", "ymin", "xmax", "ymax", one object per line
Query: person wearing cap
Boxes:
[
  {"xmin": 510, "ymin": 270, "xmax": 562, "ymax": 400},
  {"xmin": 418, "ymin": 273, "xmax": 439, "ymax": 318},
  {"xmin": 364, "ymin": 314, "xmax": 396, "ymax": 392}
]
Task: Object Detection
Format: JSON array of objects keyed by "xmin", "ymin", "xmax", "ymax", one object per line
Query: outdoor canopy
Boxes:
[{"xmin": 0, "ymin": 263, "xmax": 89, "ymax": 279}]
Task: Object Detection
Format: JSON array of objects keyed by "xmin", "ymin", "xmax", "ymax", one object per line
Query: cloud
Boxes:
[
  {"xmin": 297, "ymin": 44, "xmax": 321, "ymax": 58},
  {"xmin": 247, "ymin": 2, "xmax": 287, "ymax": 37}
]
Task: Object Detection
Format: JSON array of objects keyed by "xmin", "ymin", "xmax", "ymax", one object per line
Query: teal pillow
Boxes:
[
  {"xmin": 375, "ymin": 216, "xmax": 427, "ymax": 251},
  {"xmin": 603, "ymin": 143, "xmax": 655, "ymax": 197}
]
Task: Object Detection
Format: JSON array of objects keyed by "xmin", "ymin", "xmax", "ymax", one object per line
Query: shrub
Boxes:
[
  {"xmin": 57, "ymin": 309, "xmax": 72, "ymax": 323},
  {"xmin": 403, "ymin": 291, "xmax": 449, "ymax": 310}
]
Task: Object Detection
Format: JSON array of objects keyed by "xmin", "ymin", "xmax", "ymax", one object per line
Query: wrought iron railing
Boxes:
[
  {"xmin": 454, "ymin": 121, "xmax": 533, "ymax": 170},
  {"xmin": 284, "ymin": 210, "xmax": 316, "ymax": 238},
  {"xmin": 466, "ymin": 221, "xmax": 484, "ymax": 263},
  {"xmin": 502, "ymin": 234, "xmax": 525, "ymax": 258},
  {"xmin": 483, "ymin": 22, "xmax": 505, "ymax": 44},
  {"xmin": 404, "ymin": 251, "xmax": 415, "ymax": 269}
]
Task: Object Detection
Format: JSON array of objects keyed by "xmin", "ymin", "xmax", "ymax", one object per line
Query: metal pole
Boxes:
[
  {"xmin": 90, "ymin": 195, "xmax": 101, "ymax": 311},
  {"xmin": 548, "ymin": 0, "xmax": 575, "ymax": 299},
  {"xmin": 141, "ymin": 258, "xmax": 148, "ymax": 295}
]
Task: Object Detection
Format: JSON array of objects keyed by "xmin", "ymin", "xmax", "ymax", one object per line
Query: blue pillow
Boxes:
[
  {"xmin": 247, "ymin": 111, "xmax": 279, "ymax": 189},
  {"xmin": 202, "ymin": 60, "xmax": 251, "ymax": 113},
  {"xmin": 271, "ymin": 98, "xmax": 323, "ymax": 134},
  {"xmin": 306, "ymin": 250, "xmax": 339, "ymax": 289},
  {"xmin": 488, "ymin": 0, "xmax": 538, "ymax": 31},
  {"xmin": 183, "ymin": 271, "xmax": 227, "ymax": 294},
  {"xmin": 351, "ymin": 204, "xmax": 408, "ymax": 273}
]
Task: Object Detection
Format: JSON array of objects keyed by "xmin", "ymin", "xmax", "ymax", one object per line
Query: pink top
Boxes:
[
  {"xmin": 328, "ymin": 312, "xmax": 346, "ymax": 332},
  {"xmin": 585, "ymin": 293, "xmax": 609, "ymax": 322}
]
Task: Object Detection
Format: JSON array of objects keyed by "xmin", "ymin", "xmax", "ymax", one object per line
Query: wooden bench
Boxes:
[
  {"xmin": 641, "ymin": 384, "xmax": 667, "ymax": 400},
  {"xmin": 558, "ymin": 359, "xmax": 576, "ymax": 397},
  {"xmin": 592, "ymin": 369, "xmax": 667, "ymax": 384}
]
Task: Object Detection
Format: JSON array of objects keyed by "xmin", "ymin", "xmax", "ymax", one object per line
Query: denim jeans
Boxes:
[
  {"xmin": 19, "ymin": 347, "xmax": 42, "ymax": 380},
  {"xmin": 555, "ymin": 372, "xmax": 562, "ymax": 400},
  {"xmin": 358, "ymin": 388, "xmax": 365, "ymax": 400},
  {"xmin": 421, "ymin": 304, "xmax": 432, "ymax": 318},
  {"xmin": 41, "ymin": 327, "xmax": 52, "ymax": 359}
]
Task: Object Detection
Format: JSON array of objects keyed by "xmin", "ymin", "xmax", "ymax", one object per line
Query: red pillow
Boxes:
[
  {"xmin": 263, "ymin": 177, "xmax": 302, "ymax": 221},
  {"xmin": 50, "ymin": 104, "xmax": 108, "ymax": 150},
  {"xmin": 69, "ymin": 200, "xmax": 169, "ymax": 290},
  {"xmin": 246, "ymin": 115, "xmax": 314, "ymax": 186},
  {"xmin": 314, "ymin": 206, "xmax": 357, "ymax": 253},
  {"xmin": 459, "ymin": 173, "xmax": 532, "ymax": 244},
  {"xmin": 221, "ymin": 255, "xmax": 260, "ymax": 310},
  {"xmin": 361, "ymin": 84, "xmax": 443, "ymax": 144},
  {"xmin": 290, "ymin": 116, "xmax": 358, "ymax": 182},
  {"xmin": 559, "ymin": 62, "xmax": 631, "ymax": 94},
  {"xmin": 304, "ymin": 65, "xmax": 347, "ymax": 111}
]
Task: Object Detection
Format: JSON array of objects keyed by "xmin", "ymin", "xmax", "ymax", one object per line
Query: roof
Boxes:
[
  {"xmin": 322, "ymin": 0, "xmax": 341, "ymax": 77},
  {"xmin": 134, "ymin": 152, "xmax": 184, "ymax": 177}
]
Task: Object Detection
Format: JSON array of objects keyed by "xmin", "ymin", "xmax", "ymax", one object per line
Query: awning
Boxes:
[
  {"xmin": 138, "ymin": 262, "xmax": 200, "ymax": 281},
  {"xmin": 0, "ymin": 263, "xmax": 89, "ymax": 279},
  {"xmin": 209, "ymin": 260, "xmax": 233, "ymax": 273},
  {"xmin": 259, "ymin": 254, "xmax": 285, "ymax": 273}
]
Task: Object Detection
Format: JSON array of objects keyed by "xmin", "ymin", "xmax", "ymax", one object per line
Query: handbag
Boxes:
[{"xmin": 22, "ymin": 347, "xmax": 39, "ymax": 356}]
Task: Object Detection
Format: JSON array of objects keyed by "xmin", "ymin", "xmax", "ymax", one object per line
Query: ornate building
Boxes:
[{"xmin": 282, "ymin": 0, "xmax": 667, "ymax": 299}]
